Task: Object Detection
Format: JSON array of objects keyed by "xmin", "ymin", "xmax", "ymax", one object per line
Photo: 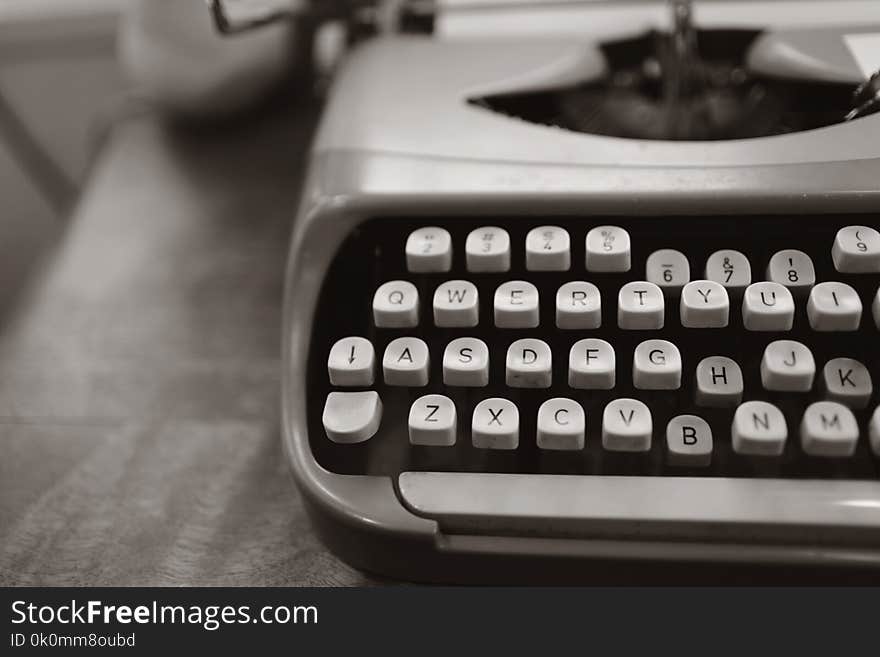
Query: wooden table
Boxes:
[{"xmin": 0, "ymin": 102, "xmax": 378, "ymax": 585}]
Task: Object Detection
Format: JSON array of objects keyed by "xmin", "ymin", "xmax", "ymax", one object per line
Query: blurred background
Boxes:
[{"xmin": 0, "ymin": 0, "xmax": 125, "ymax": 312}]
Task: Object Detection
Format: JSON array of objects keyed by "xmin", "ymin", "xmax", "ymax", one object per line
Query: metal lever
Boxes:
[
  {"xmin": 845, "ymin": 69, "xmax": 880, "ymax": 121},
  {"xmin": 662, "ymin": 0, "xmax": 702, "ymax": 138},
  {"xmin": 207, "ymin": 0, "xmax": 372, "ymax": 34}
]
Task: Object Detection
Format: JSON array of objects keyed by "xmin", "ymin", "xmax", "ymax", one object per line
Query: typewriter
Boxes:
[{"xmin": 214, "ymin": 0, "xmax": 880, "ymax": 581}]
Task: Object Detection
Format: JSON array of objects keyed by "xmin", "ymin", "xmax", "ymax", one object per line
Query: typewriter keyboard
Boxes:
[{"xmin": 307, "ymin": 217, "xmax": 880, "ymax": 479}]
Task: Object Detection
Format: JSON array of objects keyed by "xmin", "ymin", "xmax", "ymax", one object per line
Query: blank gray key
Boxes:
[
  {"xmin": 322, "ymin": 391, "xmax": 383, "ymax": 444},
  {"xmin": 695, "ymin": 356, "xmax": 743, "ymax": 407}
]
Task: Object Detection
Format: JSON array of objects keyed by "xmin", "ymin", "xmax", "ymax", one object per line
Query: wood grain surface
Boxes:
[{"xmin": 0, "ymin": 102, "xmax": 380, "ymax": 585}]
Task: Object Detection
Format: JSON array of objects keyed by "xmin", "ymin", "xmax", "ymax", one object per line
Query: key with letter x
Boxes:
[{"xmin": 472, "ymin": 398, "xmax": 519, "ymax": 449}]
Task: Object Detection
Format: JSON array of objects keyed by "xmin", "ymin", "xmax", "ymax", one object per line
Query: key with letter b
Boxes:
[{"xmin": 666, "ymin": 415, "xmax": 713, "ymax": 466}]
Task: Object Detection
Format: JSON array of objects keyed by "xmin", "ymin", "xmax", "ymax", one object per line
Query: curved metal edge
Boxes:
[{"xmin": 281, "ymin": 169, "xmax": 440, "ymax": 555}]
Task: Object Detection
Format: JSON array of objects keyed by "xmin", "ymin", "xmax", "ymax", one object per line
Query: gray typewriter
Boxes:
[{"xmin": 213, "ymin": 0, "xmax": 880, "ymax": 581}]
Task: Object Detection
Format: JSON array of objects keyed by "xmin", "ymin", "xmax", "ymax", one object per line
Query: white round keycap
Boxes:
[
  {"xmin": 526, "ymin": 226, "xmax": 570, "ymax": 271},
  {"xmin": 568, "ymin": 338, "xmax": 615, "ymax": 390},
  {"xmin": 408, "ymin": 394, "xmax": 456, "ymax": 446},
  {"xmin": 646, "ymin": 249, "xmax": 690, "ymax": 290},
  {"xmin": 442, "ymin": 337, "xmax": 489, "ymax": 387},
  {"xmin": 383, "ymin": 337, "xmax": 429, "ymax": 387},
  {"xmin": 742, "ymin": 282, "xmax": 794, "ymax": 331},
  {"xmin": 732, "ymin": 401, "xmax": 787, "ymax": 456},
  {"xmin": 822, "ymin": 358, "xmax": 872, "ymax": 409},
  {"xmin": 328, "ymin": 336, "xmax": 375, "ymax": 386},
  {"xmin": 761, "ymin": 340, "xmax": 815, "ymax": 392},
  {"xmin": 807, "ymin": 282, "xmax": 862, "ymax": 331},
  {"xmin": 870, "ymin": 407, "xmax": 880, "ymax": 457},
  {"xmin": 433, "ymin": 280, "xmax": 479, "ymax": 327},
  {"xmin": 537, "ymin": 398, "xmax": 585, "ymax": 451},
  {"xmin": 406, "ymin": 227, "xmax": 452, "ymax": 273},
  {"xmin": 666, "ymin": 415, "xmax": 713, "ymax": 467},
  {"xmin": 618, "ymin": 281, "xmax": 664, "ymax": 330},
  {"xmin": 874, "ymin": 287, "xmax": 880, "ymax": 330},
  {"xmin": 766, "ymin": 249, "xmax": 815, "ymax": 292},
  {"xmin": 602, "ymin": 398, "xmax": 652, "ymax": 452},
  {"xmin": 633, "ymin": 339, "xmax": 681, "ymax": 390},
  {"xmin": 705, "ymin": 250, "xmax": 751, "ymax": 289},
  {"xmin": 494, "ymin": 281, "xmax": 539, "ymax": 328},
  {"xmin": 695, "ymin": 356, "xmax": 743, "ymax": 407},
  {"xmin": 466, "ymin": 226, "xmax": 510, "ymax": 272},
  {"xmin": 506, "ymin": 338, "xmax": 552, "ymax": 388},
  {"xmin": 373, "ymin": 280, "xmax": 419, "ymax": 328},
  {"xmin": 472, "ymin": 398, "xmax": 519, "ymax": 449},
  {"xmin": 585, "ymin": 225, "xmax": 631, "ymax": 272},
  {"xmin": 556, "ymin": 281, "xmax": 601, "ymax": 329},
  {"xmin": 800, "ymin": 401, "xmax": 859, "ymax": 457},
  {"xmin": 680, "ymin": 280, "xmax": 729, "ymax": 328},
  {"xmin": 832, "ymin": 225, "xmax": 880, "ymax": 273},
  {"xmin": 322, "ymin": 391, "xmax": 382, "ymax": 444}
]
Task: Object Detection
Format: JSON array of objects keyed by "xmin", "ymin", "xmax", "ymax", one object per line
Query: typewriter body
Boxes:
[{"xmin": 218, "ymin": 0, "xmax": 880, "ymax": 580}]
